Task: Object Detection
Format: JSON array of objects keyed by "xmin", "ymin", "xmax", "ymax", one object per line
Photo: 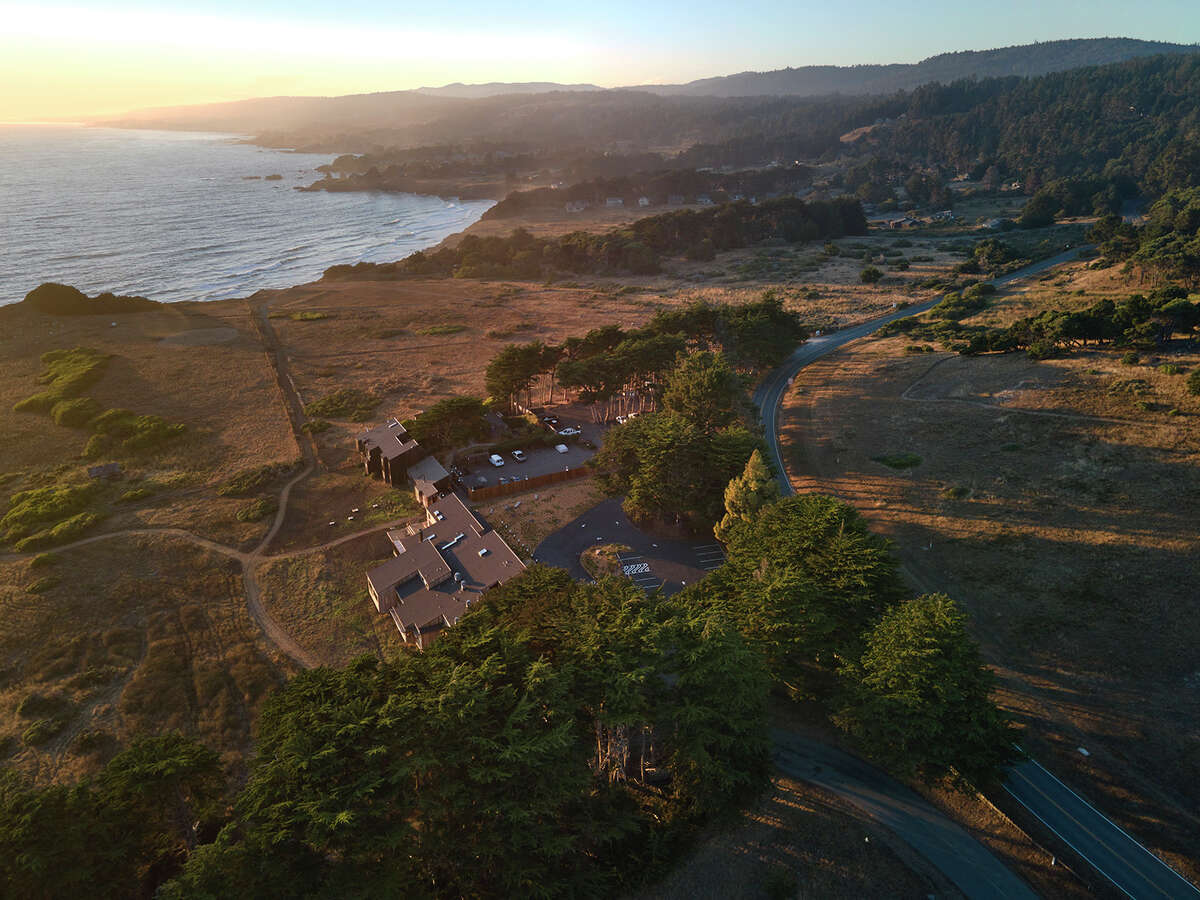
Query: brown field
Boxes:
[
  {"xmin": 0, "ymin": 535, "xmax": 292, "ymax": 784},
  {"xmin": 0, "ymin": 301, "xmax": 299, "ymax": 549},
  {"xmin": 778, "ymin": 261, "xmax": 1200, "ymax": 882}
]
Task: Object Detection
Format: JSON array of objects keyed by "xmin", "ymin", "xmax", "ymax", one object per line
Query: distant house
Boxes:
[
  {"xmin": 696, "ymin": 194, "xmax": 713, "ymax": 206},
  {"xmin": 637, "ymin": 196, "xmax": 651, "ymax": 208},
  {"xmin": 730, "ymin": 193, "xmax": 745, "ymax": 202},
  {"xmin": 605, "ymin": 197, "xmax": 624, "ymax": 208},
  {"xmin": 366, "ymin": 494, "xmax": 525, "ymax": 648},
  {"xmin": 932, "ymin": 209, "xmax": 954, "ymax": 221},
  {"xmin": 667, "ymin": 194, "xmax": 685, "ymax": 206},
  {"xmin": 565, "ymin": 200, "xmax": 588, "ymax": 213}
]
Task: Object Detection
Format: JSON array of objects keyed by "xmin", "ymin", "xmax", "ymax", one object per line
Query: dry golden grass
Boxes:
[
  {"xmin": 0, "ymin": 302, "xmax": 299, "ymax": 547},
  {"xmin": 245, "ymin": 230, "xmax": 968, "ymax": 427},
  {"xmin": 0, "ymin": 535, "xmax": 292, "ymax": 784},
  {"xmin": 255, "ymin": 534, "xmax": 402, "ymax": 667},
  {"xmin": 269, "ymin": 468, "xmax": 421, "ymax": 553},
  {"xmin": 778, "ymin": 264, "xmax": 1200, "ymax": 883}
]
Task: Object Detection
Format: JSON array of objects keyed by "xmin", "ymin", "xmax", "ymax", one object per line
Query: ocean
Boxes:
[{"xmin": 0, "ymin": 125, "xmax": 492, "ymax": 306}]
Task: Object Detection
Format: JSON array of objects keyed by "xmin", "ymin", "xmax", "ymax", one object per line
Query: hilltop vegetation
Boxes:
[{"xmin": 324, "ymin": 198, "xmax": 867, "ymax": 280}]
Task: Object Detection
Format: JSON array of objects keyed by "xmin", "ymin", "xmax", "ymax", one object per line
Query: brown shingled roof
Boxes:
[{"xmin": 366, "ymin": 494, "xmax": 524, "ymax": 636}]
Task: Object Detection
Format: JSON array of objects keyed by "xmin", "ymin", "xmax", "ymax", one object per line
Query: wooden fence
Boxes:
[{"xmin": 467, "ymin": 466, "xmax": 589, "ymax": 501}]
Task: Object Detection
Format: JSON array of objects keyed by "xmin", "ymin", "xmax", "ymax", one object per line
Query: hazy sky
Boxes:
[{"xmin": 3, "ymin": 0, "xmax": 1198, "ymax": 121}]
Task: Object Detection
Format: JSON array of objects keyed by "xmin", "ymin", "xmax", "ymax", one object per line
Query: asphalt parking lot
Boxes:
[
  {"xmin": 533, "ymin": 497, "xmax": 724, "ymax": 595},
  {"xmin": 470, "ymin": 437, "xmax": 595, "ymax": 487}
]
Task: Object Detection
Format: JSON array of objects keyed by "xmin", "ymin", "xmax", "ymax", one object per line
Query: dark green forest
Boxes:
[{"xmin": 323, "ymin": 197, "xmax": 867, "ymax": 280}]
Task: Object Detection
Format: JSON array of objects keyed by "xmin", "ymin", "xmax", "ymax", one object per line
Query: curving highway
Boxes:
[{"xmin": 755, "ymin": 246, "xmax": 1200, "ymax": 899}]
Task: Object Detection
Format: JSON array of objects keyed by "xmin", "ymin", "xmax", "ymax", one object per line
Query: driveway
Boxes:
[{"xmin": 532, "ymin": 497, "xmax": 719, "ymax": 595}]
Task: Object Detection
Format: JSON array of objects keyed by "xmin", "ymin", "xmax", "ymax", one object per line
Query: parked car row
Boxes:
[{"xmin": 490, "ymin": 449, "xmax": 530, "ymax": 467}]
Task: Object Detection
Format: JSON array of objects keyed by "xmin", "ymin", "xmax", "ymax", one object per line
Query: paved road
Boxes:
[
  {"xmin": 773, "ymin": 730, "xmax": 1035, "ymax": 900},
  {"xmin": 756, "ymin": 244, "xmax": 1200, "ymax": 899},
  {"xmin": 1004, "ymin": 753, "xmax": 1200, "ymax": 899}
]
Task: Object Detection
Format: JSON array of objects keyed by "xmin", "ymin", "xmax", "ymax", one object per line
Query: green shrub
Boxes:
[
  {"xmin": 50, "ymin": 397, "xmax": 102, "ymax": 427},
  {"xmin": 1, "ymin": 484, "xmax": 98, "ymax": 542},
  {"xmin": 22, "ymin": 718, "xmax": 69, "ymax": 746},
  {"xmin": 85, "ymin": 410, "xmax": 186, "ymax": 456},
  {"xmin": 418, "ymin": 323, "xmax": 468, "ymax": 336},
  {"xmin": 1027, "ymin": 341, "xmax": 1058, "ymax": 360},
  {"xmin": 860, "ymin": 266, "xmax": 883, "ymax": 284},
  {"xmin": 29, "ymin": 552, "xmax": 58, "ymax": 568},
  {"xmin": 13, "ymin": 512, "xmax": 104, "ymax": 551},
  {"xmin": 290, "ymin": 311, "xmax": 330, "ymax": 321},
  {"xmin": 301, "ymin": 419, "xmax": 331, "ymax": 434},
  {"xmin": 27, "ymin": 575, "xmax": 60, "ymax": 594},
  {"xmin": 1158, "ymin": 363, "xmax": 1182, "ymax": 376},
  {"xmin": 235, "ymin": 497, "xmax": 278, "ymax": 522},
  {"xmin": 217, "ymin": 462, "xmax": 298, "ymax": 497},
  {"xmin": 940, "ymin": 485, "xmax": 971, "ymax": 500},
  {"xmin": 304, "ymin": 389, "xmax": 377, "ymax": 421},
  {"xmin": 67, "ymin": 666, "xmax": 124, "ymax": 691},
  {"xmin": 1188, "ymin": 370, "xmax": 1200, "ymax": 395},
  {"xmin": 13, "ymin": 348, "xmax": 109, "ymax": 413},
  {"xmin": 1121, "ymin": 351, "xmax": 1140, "ymax": 365},
  {"xmin": 871, "ymin": 452, "xmax": 922, "ymax": 469},
  {"xmin": 83, "ymin": 434, "xmax": 109, "ymax": 459},
  {"xmin": 117, "ymin": 487, "xmax": 151, "ymax": 503}
]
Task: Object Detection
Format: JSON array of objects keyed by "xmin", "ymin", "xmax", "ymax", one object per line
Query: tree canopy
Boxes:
[{"xmin": 834, "ymin": 593, "xmax": 1016, "ymax": 784}]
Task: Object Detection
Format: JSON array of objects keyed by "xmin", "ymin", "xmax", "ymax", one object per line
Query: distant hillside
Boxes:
[
  {"xmin": 634, "ymin": 38, "xmax": 1200, "ymax": 97},
  {"xmin": 415, "ymin": 82, "xmax": 603, "ymax": 99},
  {"xmin": 100, "ymin": 90, "xmax": 460, "ymax": 134}
]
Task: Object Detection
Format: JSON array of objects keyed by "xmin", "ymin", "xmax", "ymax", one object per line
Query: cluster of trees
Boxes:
[
  {"xmin": 837, "ymin": 158, "xmax": 954, "ymax": 210},
  {"xmin": 694, "ymin": 490, "xmax": 1014, "ymax": 784},
  {"xmin": 2, "ymin": 486, "xmax": 1017, "ymax": 896},
  {"xmin": 592, "ymin": 350, "xmax": 762, "ymax": 526},
  {"xmin": 1091, "ymin": 189, "xmax": 1200, "ymax": 288},
  {"xmin": 485, "ymin": 294, "xmax": 808, "ymax": 419},
  {"xmin": 405, "ymin": 396, "xmax": 490, "ymax": 450},
  {"xmin": 1, "ymin": 572, "xmax": 767, "ymax": 896},
  {"xmin": 483, "ymin": 167, "xmax": 816, "ymax": 218},
  {"xmin": 858, "ymin": 55, "xmax": 1200, "ymax": 202},
  {"xmin": 0, "ymin": 734, "xmax": 224, "ymax": 897},
  {"xmin": 1018, "ymin": 176, "xmax": 1134, "ymax": 227},
  {"xmin": 324, "ymin": 198, "xmax": 867, "ymax": 281},
  {"xmin": 884, "ymin": 284, "xmax": 1200, "ymax": 358}
]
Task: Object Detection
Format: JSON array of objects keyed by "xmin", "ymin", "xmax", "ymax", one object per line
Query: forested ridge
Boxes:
[
  {"xmin": 323, "ymin": 197, "xmax": 867, "ymax": 280},
  {"xmin": 856, "ymin": 54, "xmax": 1200, "ymax": 196}
]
